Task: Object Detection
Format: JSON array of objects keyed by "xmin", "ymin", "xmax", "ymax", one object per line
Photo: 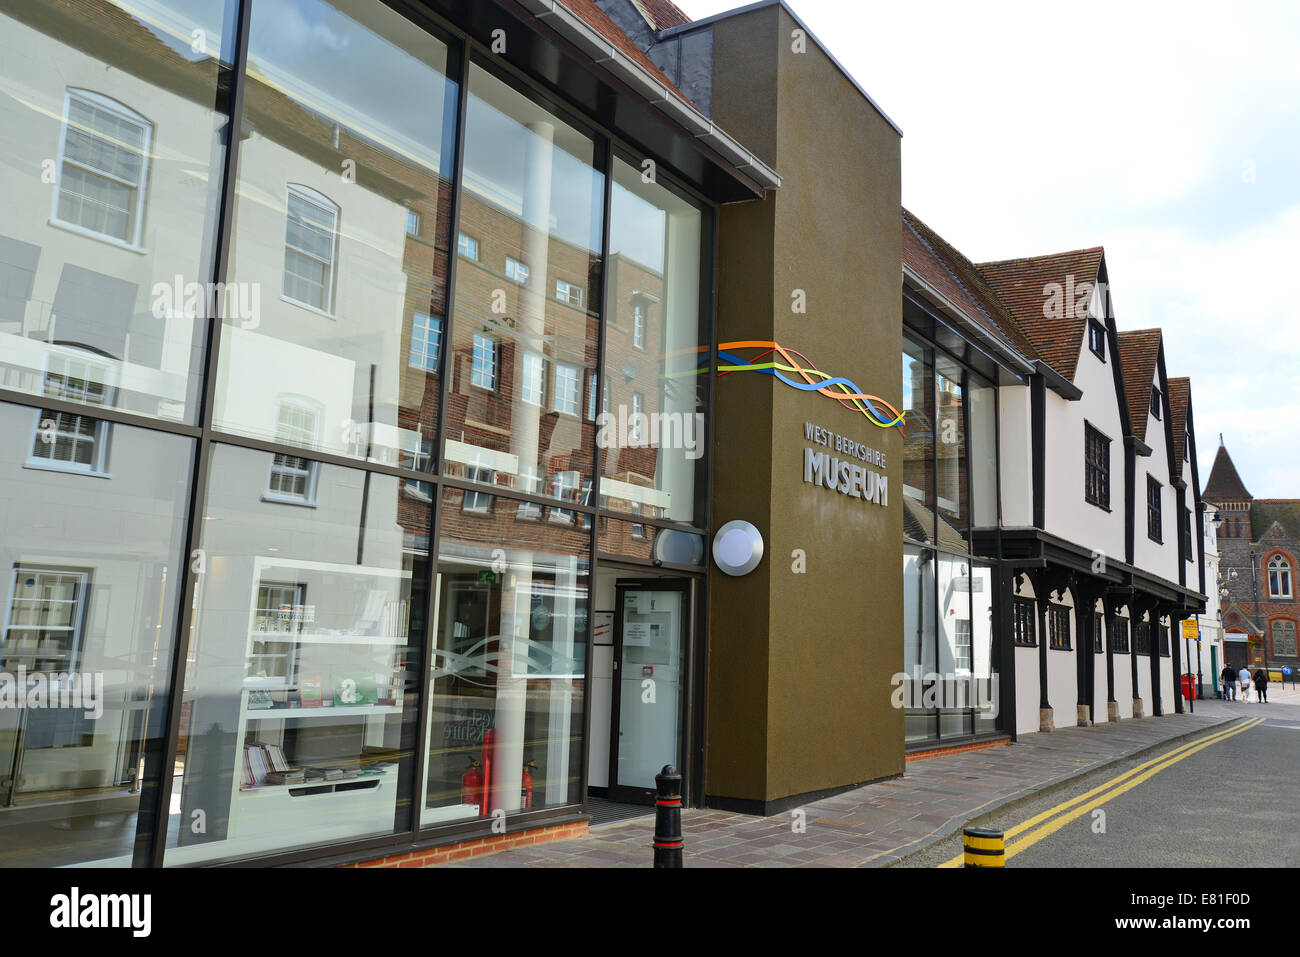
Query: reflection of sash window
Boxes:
[
  {"xmin": 249, "ymin": 581, "xmax": 305, "ymax": 685},
  {"xmin": 265, "ymin": 399, "xmax": 320, "ymax": 504},
  {"xmin": 953, "ymin": 619, "xmax": 972, "ymax": 670},
  {"xmin": 461, "ymin": 466, "xmax": 494, "ymax": 514},
  {"xmin": 283, "ymin": 185, "xmax": 338, "ymax": 313},
  {"xmin": 54, "ymin": 91, "xmax": 151, "ymax": 246},
  {"xmin": 2, "ymin": 565, "xmax": 90, "ymax": 674},
  {"xmin": 409, "ymin": 312, "xmax": 443, "ymax": 371},
  {"xmin": 471, "ymin": 334, "xmax": 497, "ymax": 390},
  {"xmin": 549, "ymin": 470, "xmax": 580, "ymax": 525},
  {"xmin": 553, "ymin": 362, "xmax": 580, "ymax": 415},
  {"xmin": 27, "ymin": 355, "xmax": 113, "ymax": 475},
  {"xmin": 516, "ymin": 465, "xmax": 543, "ymax": 520},
  {"xmin": 521, "ymin": 352, "xmax": 545, "ymax": 406}
]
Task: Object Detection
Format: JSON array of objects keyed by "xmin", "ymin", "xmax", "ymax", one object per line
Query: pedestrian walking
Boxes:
[
  {"xmin": 1239, "ymin": 667, "xmax": 1252, "ymax": 702},
  {"xmin": 1221, "ymin": 665, "xmax": 1237, "ymax": 700},
  {"xmin": 1253, "ymin": 668, "xmax": 1269, "ymax": 704}
]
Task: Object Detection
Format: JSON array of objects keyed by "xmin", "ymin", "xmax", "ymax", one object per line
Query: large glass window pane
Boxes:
[
  {"xmin": 901, "ymin": 337, "xmax": 934, "ymax": 545},
  {"xmin": 903, "ymin": 545, "xmax": 936, "ymax": 742},
  {"xmin": 971, "ymin": 562, "xmax": 999, "ymax": 732},
  {"xmin": 442, "ymin": 60, "xmax": 602, "ymax": 516},
  {"xmin": 969, "ymin": 371, "xmax": 997, "ymax": 550},
  {"xmin": 937, "ymin": 553, "xmax": 973, "ymax": 738},
  {"xmin": 599, "ymin": 156, "xmax": 708, "ymax": 528},
  {"xmin": 423, "ymin": 489, "xmax": 588, "ymax": 827},
  {"xmin": 0, "ymin": 400, "xmax": 192, "ymax": 866},
  {"xmin": 935, "ymin": 355, "xmax": 967, "ymax": 547},
  {"xmin": 212, "ymin": 0, "xmax": 459, "ymax": 469},
  {"xmin": 166, "ymin": 445, "xmax": 427, "ymax": 865},
  {"xmin": 0, "ymin": 0, "xmax": 238, "ymax": 423}
]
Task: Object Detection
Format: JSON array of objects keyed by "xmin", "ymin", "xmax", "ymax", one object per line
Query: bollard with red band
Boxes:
[{"xmin": 653, "ymin": 765, "xmax": 683, "ymax": 868}]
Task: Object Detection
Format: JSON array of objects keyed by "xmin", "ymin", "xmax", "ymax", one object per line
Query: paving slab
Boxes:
[{"xmin": 440, "ymin": 702, "xmax": 1241, "ymax": 868}]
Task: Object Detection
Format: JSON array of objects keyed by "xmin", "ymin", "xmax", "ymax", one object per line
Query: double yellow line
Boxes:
[{"xmin": 939, "ymin": 717, "xmax": 1265, "ymax": 867}]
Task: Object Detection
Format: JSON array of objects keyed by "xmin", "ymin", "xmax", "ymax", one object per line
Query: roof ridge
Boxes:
[{"xmin": 977, "ymin": 246, "xmax": 1106, "ymax": 269}]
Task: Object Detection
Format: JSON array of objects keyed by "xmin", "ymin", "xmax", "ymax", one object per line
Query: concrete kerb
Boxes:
[{"xmin": 873, "ymin": 714, "xmax": 1244, "ymax": 868}]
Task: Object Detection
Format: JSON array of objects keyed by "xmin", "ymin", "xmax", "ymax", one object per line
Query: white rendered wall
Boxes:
[
  {"xmin": 1132, "ymin": 366, "xmax": 1180, "ymax": 585},
  {"xmin": 1042, "ymin": 334, "xmax": 1125, "ymax": 562},
  {"xmin": 1046, "ymin": 594, "xmax": 1078, "ymax": 729}
]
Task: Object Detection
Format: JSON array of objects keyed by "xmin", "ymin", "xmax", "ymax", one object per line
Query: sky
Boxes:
[{"xmin": 679, "ymin": 0, "xmax": 1300, "ymax": 498}]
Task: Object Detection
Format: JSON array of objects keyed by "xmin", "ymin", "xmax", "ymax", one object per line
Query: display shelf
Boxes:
[
  {"xmin": 248, "ymin": 631, "xmax": 406, "ymax": 646},
  {"xmin": 244, "ymin": 703, "xmax": 402, "ymax": 721},
  {"xmin": 221, "ymin": 555, "xmax": 410, "ymax": 846}
]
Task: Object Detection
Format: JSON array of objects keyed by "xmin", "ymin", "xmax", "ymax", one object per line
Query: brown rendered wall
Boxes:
[{"xmin": 706, "ymin": 5, "xmax": 904, "ymax": 808}]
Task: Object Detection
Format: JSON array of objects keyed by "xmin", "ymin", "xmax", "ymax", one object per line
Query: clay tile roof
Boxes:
[
  {"xmin": 976, "ymin": 248, "xmax": 1105, "ymax": 380},
  {"xmin": 1168, "ymin": 377, "xmax": 1191, "ymax": 466},
  {"xmin": 1204, "ymin": 442, "xmax": 1254, "ymax": 503},
  {"xmin": 563, "ymin": 0, "xmax": 684, "ymax": 92},
  {"xmin": 902, "ymin": 209, "xmax": 1040, "ymax": 363},
  {"xmin": 631, "ymin": 0, "xmax": 692, "ymax": 30},
  {"xmin": 1115, "ymin": 330, "xmax": 1163, "ymax": 441}
]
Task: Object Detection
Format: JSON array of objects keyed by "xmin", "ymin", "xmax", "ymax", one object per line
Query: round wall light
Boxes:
[{"xmin": 712, "ymin": 520, "xmax": 764, "ymax": 576}]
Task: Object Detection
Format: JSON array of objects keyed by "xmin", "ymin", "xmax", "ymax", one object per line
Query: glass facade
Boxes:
[
  {"xmin": 901, "ymin": 332, "xmax": 1001, "ymax": 743},
  {"xmin": 0, "ymin": 0, "xmax": 238, "ymax": 423},
  {"xmin": 0, "ymin": 0, "xmax": 713, "ymax": 866}
]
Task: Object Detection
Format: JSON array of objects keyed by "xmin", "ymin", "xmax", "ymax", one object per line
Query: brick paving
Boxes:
[{"xmin": 442, "ymin": 702, "xmax": 1245, "ymax": 868}]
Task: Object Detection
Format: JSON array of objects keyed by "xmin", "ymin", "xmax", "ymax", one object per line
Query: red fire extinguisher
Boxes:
[
  {"xmin": 479, "ymin": 729, "xmax": 495, "ymax": 817},
  {"xmin": 521, "ymin": 760, "xmax": 536, "ymax": 809},
  {"xmin": 460, "ymin": 757, "xmax": 483, "ymax": 812}
]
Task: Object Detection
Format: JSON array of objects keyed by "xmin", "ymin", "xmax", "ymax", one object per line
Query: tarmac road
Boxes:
[{"xmin": 898, "ymin": 699, "xmax": 1300, "ymax": 868}]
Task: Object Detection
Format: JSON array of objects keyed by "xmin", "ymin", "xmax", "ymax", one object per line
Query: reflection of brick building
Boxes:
[
  {"xmin": 1205, "ymin": 440, "xmax": 1300, "ymax": 672},
  {"xmin": 442, "ymin": 190, "xmax": 599, "ymax": 496}
]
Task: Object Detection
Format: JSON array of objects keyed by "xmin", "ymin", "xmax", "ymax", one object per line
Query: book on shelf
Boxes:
[
  {"xmin": 242, "ymin": 742, "xmax": 293, "ymax": 787},
  {"xmin": 300, "ymin": 675, "xmax": 323, "ymax": 708},
  {"xmin": 264, "ymin": 769, "xmax": 306, "ymax": 786}
]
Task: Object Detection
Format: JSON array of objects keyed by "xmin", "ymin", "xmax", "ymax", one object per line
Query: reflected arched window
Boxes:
[
  {"xmin": 283, "ymin": 184, "xmax": 339, "ymax": 313},
  {"xmin": 54, "ymin": 89, "xmax": 153, "ymax": 247},
  {"xmin": 1268, "ymin": 556, "xmax": 1291, "ymax": 599}
]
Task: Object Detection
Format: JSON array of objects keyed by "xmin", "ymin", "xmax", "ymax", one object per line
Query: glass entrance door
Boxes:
[{"xmin": 608, "ymin": 581, "xmax": 688, "ymax": 803}]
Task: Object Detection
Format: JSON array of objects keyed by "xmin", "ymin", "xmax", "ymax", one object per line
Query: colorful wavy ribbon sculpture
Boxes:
[{"xmin": 669, "ymin": 340, "xmax": 906, "ymax": 434}]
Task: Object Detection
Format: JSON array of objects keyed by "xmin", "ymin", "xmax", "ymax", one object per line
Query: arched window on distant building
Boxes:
[
  {"xmin": 1268, "ymin": 555, "xmax": 1292, "ymax": 600},
  {"xmin": 1272, "ymin": 620, "xmax": 1297, "ymax": 658}
]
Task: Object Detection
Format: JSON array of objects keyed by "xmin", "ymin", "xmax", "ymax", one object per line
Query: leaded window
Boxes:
[
  {"xmin": 1013, "ymin": 598, "xmax": 1036, "ymax": 647},
  {"xmin": 1085, "ymin": 423, "xmax": 1110, "ymax": 509}
]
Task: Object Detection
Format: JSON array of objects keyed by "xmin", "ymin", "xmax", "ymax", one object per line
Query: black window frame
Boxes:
[
  {"xmin": 1094, "ymin": 611, "xmax": 1105, "ymax": 654},
  {"xmin": 1084, "ymin": 422, "xmax": 1111, "ymax": 510},
  {"xmin": 1047, "ymin": 603, "xmax": 1071, "ymax": 651},
  {"xmin": 1183, "ymin": 508, "xmax": 1193, "ymax": 558},
  {"xmin": 1158, "ymin": 624, "xmax": 1170, "ymax": 657},
  {"xmin": 1013, "ymin": 598, "xmax": 1037, "ymax": 647},
  {"xmin": 1134, "ymin": 621, "xmax": 1152, "ymax": 656},
  {"xmin": 1147, "ymin": 475, "xmax": 1163, "ymax": 543},
  {"xmin": 1088, "ymin": 319, "xmax": 1106, "ymax": 360},
  {"xmin": 1150, "ymin": 385, "xmax": 1162, "ymax": 419},
  {"xmin": 1108, "ymin": 616, "xmax": 1130, "ymax": 654}
]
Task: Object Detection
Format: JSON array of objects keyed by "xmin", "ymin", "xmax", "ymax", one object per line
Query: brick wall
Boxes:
[{"xmin": 342, "ymin": 820, "xmax": 588, "ymax": 867}]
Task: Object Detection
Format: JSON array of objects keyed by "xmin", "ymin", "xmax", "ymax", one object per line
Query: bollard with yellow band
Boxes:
[{"xmin": 963, "ymin": 826, "xmax": 1005, "ymax": 867}]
